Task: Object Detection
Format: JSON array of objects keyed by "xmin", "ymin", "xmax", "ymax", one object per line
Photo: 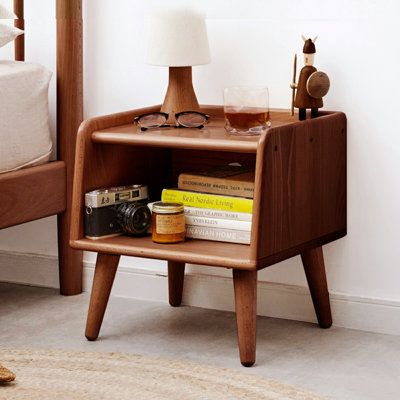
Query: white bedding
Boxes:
[{"xmin": 0, "ymin": 61, "xmax": 53, "ymax": 173}]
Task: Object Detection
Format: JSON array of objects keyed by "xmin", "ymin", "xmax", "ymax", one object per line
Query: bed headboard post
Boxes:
[
  {"xmin": 56, "ymin": 0, "xmax": 83, "ymax": 295},
  {"xmin": 14, "ymin": 0, "xmax": 25, "ymax": 61}
]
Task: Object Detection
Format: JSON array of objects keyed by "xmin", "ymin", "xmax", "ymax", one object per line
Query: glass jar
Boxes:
[{"xmin": 152, "ymin": 202, "xmax": 185, "ymax": 244}]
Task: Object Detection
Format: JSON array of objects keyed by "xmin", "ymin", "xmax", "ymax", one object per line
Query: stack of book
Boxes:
[{"xmin": 161, "ymin": 165, "xmax": 254, "ymax": 244}]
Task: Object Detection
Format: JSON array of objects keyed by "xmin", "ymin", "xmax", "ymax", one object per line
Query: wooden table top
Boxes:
[{"xmin": 91, "ymin": 109, "xmax": 299, "ymax": 153}]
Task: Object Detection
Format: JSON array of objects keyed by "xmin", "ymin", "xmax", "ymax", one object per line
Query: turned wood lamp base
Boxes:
[{"xmin": 161, "ymin": 66, "xmax": 200, "ymax": 123}]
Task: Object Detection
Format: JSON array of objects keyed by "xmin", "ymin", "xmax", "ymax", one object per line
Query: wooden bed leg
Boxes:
[
  {"xmin": 168, "ymin": 261, "xmax": 185, "ymax": 307},
  {"xmin": 233, "ymin": 269, "xmax": 257, "ymax": 367},
  {"xmin": 58, "ymin": 214, "xmax": 83, "ymax": 295},
  {"xmin": 57, "ymin": 0, "xmax": 84, "ymax": 296},
  {"xmin": 301, "ymin": 246, "xmax": 332, "ymax": 329},
  {"xmin": 85, "ymin": 253, "xmax": 120, "ymax": 341}
]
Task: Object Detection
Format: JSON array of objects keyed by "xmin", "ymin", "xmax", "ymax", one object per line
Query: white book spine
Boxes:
[
  {"xmin": 185, "ymin": 215, "xmax": 251, "ymax": 231},
  {"xmin": 184, "ymin": 206, "xmax": 252, "ymax": 221},
  {"xmin": 148, "ymin": 203, "xmax": 252, "ymax": 222},
  {"xmin": 186, "ymin": 226, "xmax": 251, "ymax": 245}
]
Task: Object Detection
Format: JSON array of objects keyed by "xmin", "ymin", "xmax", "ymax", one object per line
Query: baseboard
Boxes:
[
  {"xmin": 0, "ymin": 251, "xmax": 60, "ymax": 288},
  {"xmin": 1, "ymin": 250, "xmax": 399, "ymax": 336}
]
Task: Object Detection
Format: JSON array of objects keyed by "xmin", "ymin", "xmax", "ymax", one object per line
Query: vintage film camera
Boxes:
[{"xmin": 85, "ymin": 185, "xmax": 151, "ymax": 239}]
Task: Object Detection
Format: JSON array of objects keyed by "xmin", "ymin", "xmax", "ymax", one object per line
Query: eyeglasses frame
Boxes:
[{"xmin": 133, "ymin": 111, "xmax": 210, "ymax": 131}]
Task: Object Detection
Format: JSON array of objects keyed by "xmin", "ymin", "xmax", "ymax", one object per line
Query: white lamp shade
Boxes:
[{"xmin": 146, "ymin": 7, "xmax": 211, "ymax": 67}]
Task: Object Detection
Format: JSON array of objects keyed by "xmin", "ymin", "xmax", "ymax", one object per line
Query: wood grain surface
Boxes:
[
  {"xmin": 72, "ymin": 107, "xmax": 346, "ymax": 271},
  {"xmin": 85, "ymin": 253, "xmax": 120, "ymax": 341},
  {"xmin": 3, "ymin": 0, "xmax": 84, "ymax": 295},
  {"xmin": 294, "ymin": 65, "xmax": 323, "ymax": 109},
  {"xmin": 70, "ymin": 105, "xmax": 166, "ymax": 242},
  {"xmin": 251, "ymin": 112, "xmax": 347, "ymax": 263},
  {"xmin": 168, "ymin": 261, "xmax": 186, "ymax": 307},
  {"xmin": 161, "ymin": 67, "xmax": 200, "ymax": 123},
  {"xmin": 171, "ymin": 149, "xmax": 256, "ymax": 183},
  {"xmin": 301, "ymin": 246, "xmax": 332, "ymax": 328},
  {"xmin": 233, "ymin": 269, "xmax": 257, "ymax": 367},
  {"xmin": 57, "ymin": 0, "xmax": 81, "ymax": 18},
  {"xmin": 0, "ymin": 162, "xmax": 66, "ymax": 229},
  {"xmin": 74, "ymin": 105, "xmax": 347, "ymax": 364},
  {"xmin": 56, "ymin": 0, "xmax": 84, "ymax": 295},
  {"xmin": 91, "ymin": 108, "xmax": 299, "ymax": 154},
  {"xmin": 14, "ymin": 0, "xmax": 24, "ymax": 61},
  {"xmin": 71, "ymin": 236, "xmax": 255, "ymax": 270}
]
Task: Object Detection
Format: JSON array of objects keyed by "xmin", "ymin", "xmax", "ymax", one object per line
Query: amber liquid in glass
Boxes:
[{"xmin": 224, "ymin": 107, "xmax": 270, "ymax": 133}]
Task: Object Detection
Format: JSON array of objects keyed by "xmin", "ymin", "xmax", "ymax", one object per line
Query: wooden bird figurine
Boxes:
[{"xmin": 291, "ymin": 36, "xmax": 330, "ymax": 120}]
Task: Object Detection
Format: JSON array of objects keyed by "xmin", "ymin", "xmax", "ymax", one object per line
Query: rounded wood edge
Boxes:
[
  {"xmin": 69, "ymin": 240, "xmax": 258, "ymax": 270},
  {"xmin": 85, "ymin": 334, "xmax": 98, "ymax": 341},
  {"xmin": 319, "ymin": 320, "xmax": 333, "ymax": 329},
  {"xmin": 241, "ymin": 361, "xmax": 255, "ymax": 367},
  {"xmin": 256, "ymin": 230, "xmax": 347, "ymax": 270},
  {"xmin": 249, "ymin": 130, "xmax": 269, "ymax": 260},
  {"xmin": 78, "ymin": 105, "xmax": 163, "ymax": 135},
  {"xmin": 90, "ymin": 133, "xmax": 259, "ymax": 154},
  {"xmin": 0, "ymin": 161, "xmax": 65, "ymax": 182},
  {"xmin": 335, "ymin": 111, "xmax": 347, "ymax": 127}
]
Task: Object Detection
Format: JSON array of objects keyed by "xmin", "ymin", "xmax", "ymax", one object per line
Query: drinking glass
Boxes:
[{"xmin": 224, "ymin": 86, "xmax": 270, "ymax": 135}]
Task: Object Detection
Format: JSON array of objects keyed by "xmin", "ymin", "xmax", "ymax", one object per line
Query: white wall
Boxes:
[{"xmin": 1, "ymin": 1, "xmax": 400, "ymax": 320}]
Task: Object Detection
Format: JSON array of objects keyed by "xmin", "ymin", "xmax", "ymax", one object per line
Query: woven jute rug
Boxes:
[
  {"xmin": 0, "ymin": 348, "xmax": 325, "ymax": 399},
  {"xmin": 0, "ymin": 363, "xmax": 15, "ymax": 382}
]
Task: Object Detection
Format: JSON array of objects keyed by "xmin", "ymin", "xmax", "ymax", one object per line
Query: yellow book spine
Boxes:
[{"xmin": 161, "ymin": 189, "xmax": 253, "ymax": 213}]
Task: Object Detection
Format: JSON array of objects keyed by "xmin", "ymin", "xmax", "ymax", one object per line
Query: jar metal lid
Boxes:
[{"xmin": 152, "ymin": 202, "xmax": 184, "ymax": 214}]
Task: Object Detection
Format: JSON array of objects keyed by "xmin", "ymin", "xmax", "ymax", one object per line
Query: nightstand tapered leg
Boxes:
[
  {"xmin": 301, "ymin": 246, "xmax": 332, "ymax": 328},
  {"xmin": 233, "ymin": 269, "xmax": 257, "ymax": 367},
  {"xmin": 168, "ymin": 261, "xmax": 185, "ymax": 307},
  {"xmin": 85, "ymin": 253, "xmax": 120, "ymax": 341}
]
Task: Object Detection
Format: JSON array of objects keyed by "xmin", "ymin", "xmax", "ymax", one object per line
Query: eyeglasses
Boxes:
[{"xmin": 133, "ymin": 111, "xmax": 210, "ymax": 131}]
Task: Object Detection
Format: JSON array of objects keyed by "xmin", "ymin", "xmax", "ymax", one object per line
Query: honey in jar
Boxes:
[{"xmin": 151, "ymin": 202, "xmax": 185, "ymax": 244}]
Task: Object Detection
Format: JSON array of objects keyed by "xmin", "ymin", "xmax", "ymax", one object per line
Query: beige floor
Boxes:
[{"xmin": 0, "ymin": 282, "xmax": 399, "ymax": 399}]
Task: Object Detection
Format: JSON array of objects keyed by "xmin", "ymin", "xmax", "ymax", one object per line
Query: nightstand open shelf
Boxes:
[
  {"xmin": 70, "ymin": 105, "xmax": 347, "ymax": 366},
  {"xmin": 73, "ymin": 236, "xmax": 254, "ymax": 269}
]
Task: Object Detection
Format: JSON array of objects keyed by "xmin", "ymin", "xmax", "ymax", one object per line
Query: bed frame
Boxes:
[{"xmin": 0, "ymin": 0, "xmax": 83, "ymax": 295}]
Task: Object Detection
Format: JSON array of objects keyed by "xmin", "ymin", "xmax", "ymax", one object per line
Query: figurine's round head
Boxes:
[{"xmin": 302, "ymin": 36, "xmax": 317, "ymax": 66}]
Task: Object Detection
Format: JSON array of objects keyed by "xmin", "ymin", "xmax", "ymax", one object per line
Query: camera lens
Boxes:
[{"xmin": 117, "ymin": 203, "xmax": 151, "ymax": 236}]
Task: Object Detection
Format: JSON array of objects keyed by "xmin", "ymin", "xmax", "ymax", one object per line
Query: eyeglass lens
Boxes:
[
  {"xmin": 136, "ymin": 112, "xmax": 208, "ymax": 130},
  {"xmin": 138, "ymin": 113, "xmax": 167, "ymax": 129},
  {"xmin": 176, "ymin": 113, "xmax": 207, "ymax": 127}
]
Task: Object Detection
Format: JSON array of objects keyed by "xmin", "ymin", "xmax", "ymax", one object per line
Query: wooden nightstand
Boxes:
[{"xmin": 70, "ymin": 105, "xmax": 347, "ymax": 367}]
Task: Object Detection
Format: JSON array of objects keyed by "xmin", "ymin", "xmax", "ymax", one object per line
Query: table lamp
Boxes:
[{"xmin": 146, "ymin": 7, "xmax": 210, "ymax": 123}]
